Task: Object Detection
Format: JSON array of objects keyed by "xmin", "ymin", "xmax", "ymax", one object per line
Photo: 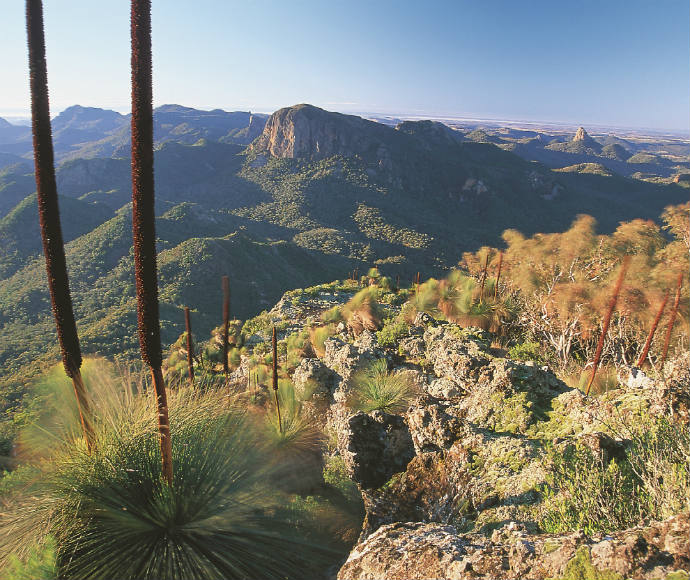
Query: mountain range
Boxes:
[{"xmin": 0, "ymin": 103, "xmax": 687, "ymax": 401}]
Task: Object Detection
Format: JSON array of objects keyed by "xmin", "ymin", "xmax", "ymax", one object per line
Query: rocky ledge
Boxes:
[
  {"xmin": 338, "ymin": 515, "xmax": 689, "ymax": 580},
  {"xmin": 233, "ymin": 284, "xmax": 690, "ymax": 580}
]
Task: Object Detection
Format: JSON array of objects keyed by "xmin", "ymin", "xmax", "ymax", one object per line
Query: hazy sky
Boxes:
[{"xmin": 2, "ymin": 0, "xmax": 688, "ymax": 130}]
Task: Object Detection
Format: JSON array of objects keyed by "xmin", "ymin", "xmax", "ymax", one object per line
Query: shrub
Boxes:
[
  {"xmin": 508, "ymin": 340, "xmax": 546, "ymax": 364},
  {"xmin": 540, "ymin": 415, "xmax": 689, "ymax": 535},
  {"xmin": 377, "ymin": 318, "xmax": 409, "ymax": 348},
  {"xmin": 348, "ymin": 359, "xmax": 415, "ymax": 414},
  {"xmin": 540, "ymin": 443, "xmax": 643, "ymax": 535},
  {"xmin": 622, "ymin": 416, "xmax": 690, "ymax": 519}
]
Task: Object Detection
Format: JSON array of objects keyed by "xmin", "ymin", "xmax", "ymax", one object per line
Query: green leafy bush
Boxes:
[
  {"xmin": 508, "ymin": 340, "xmax": 545, "ymax": 364},
  {"xmin": 377, "ymin": 319, "xmax": 409, "ymax": 348},
  {"xmin": 540, "ymin": 415, "xmax": 689, "ymax": 535}
]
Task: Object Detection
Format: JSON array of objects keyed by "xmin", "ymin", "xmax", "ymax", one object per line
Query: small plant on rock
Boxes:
[{"xmin": 348, "ymin": 359, "xmax": 414, "ymax": 414}]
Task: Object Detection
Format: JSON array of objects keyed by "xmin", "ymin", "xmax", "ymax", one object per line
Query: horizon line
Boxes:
[{"xmin": 1, "ymin": 103, "xmax": 688, "ymax": 137}]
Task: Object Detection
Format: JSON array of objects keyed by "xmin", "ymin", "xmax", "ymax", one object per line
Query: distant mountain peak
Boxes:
[{"xmin": 573, "ymin": 127, "xmax": 594, "ymax": 143}]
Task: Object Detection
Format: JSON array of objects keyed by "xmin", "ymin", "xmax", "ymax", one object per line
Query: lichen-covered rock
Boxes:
[
  {"xmin": 338, "ymin": 514, "xmax": 690, "ymax": 580},
  {"xmin": 292, "ymin": 357, "xmax": 337, "ymax": 400},
  {"xmin": 323, "ymin": 337, "xmax": 382, "ymax": 385},
  {"xmin": 450, "ymin": 358, "xmax": 569, "ymax": 435},
  {"xmin": 359, "ymin": 416, "xmax": 546, "ymax": 537},
  {"xmin": 338, "ymin": 410, "xmax": 415, "ymax": 490},
  {"xmin": 406, "ymin": 396, "xmax": 463, "ymax": 453},
  {"xmin": 424, "ymin": 325, "xmax": 492, "ymax": 389},
  {"xmin": 428, "ymin": 376, "xmax": 465, "ymax": 399},
  {"xmin": 398, "ymin": 335, "xmax": 425, "ymax": 358},
  {"xmin": 360, "ymin": 444, "xmax": 473, "ymax": 536}
]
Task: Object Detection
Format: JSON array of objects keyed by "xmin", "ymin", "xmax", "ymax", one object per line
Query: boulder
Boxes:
[
  {"xmin": 338, "ymin": 410, "xmax": 415, "ymax": 490},
  {"xmin": 292, "ymin": 357, "xmax": 337, "ymax": 400},
  {"xmin": 406, "ymin": 396, "xmax": 463, "ymax": 453}
]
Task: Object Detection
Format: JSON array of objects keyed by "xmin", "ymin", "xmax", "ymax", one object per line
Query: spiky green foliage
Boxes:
[
  {"xmin": 3, "ymin": 536, "xmax": 57, "ymax": 580},
  {"xmin": 348, "ymin": 358, "xmax": 414, "ymax": 414},
  {"xmin": 260, "ymin": 380, "xmax": 324, "ymax": 495},
  {"xmin": 411, "ymin": 270, "xmax": 514, "ymax": 332},
  {"xmin": 0, "ymin": 360, "xmax": 331, "ymax": 579},
  {"xmin": 262, "ymin": 380, "xmax": 322, "ymax": 453}
]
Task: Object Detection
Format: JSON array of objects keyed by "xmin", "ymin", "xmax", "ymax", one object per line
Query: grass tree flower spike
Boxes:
[
  {"xmin": 131, "ymin": 0, "xmax": 173, "ymax": 483},
  {"xmin": 26, "ymin": 0, "xmax": 94, "ymax": 449}
]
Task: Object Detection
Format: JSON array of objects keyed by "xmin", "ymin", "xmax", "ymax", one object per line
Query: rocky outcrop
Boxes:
[
  {"xmin": 338, "ymin": 515, "xmax": 690, "ymax": 580},
  {"xmin": 250, "ymin": 103, "xmax": 400, "ymax": 161},
  {"xmin": 338, "ymin": 410, "xmax": 415, "ymax": 490},
  {"xmin": 573, "ymin": 126, "xmax": 596, "ymax": 144}
]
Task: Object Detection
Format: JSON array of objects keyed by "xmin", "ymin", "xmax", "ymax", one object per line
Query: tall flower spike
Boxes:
[
  {"xmin": 272, "ymin": 326, "xmax": 282, "ymax": 433},
  {"xmin": 131, "ymin": 0, "xmax": 173, "ymax": 483},
  {"xmin": 184, "ymin": 307, "xmax": 194, "ymax": 384},
  {"xmin": 26, "ymin": 0, "xmax": 94, "ymax": 448},
  {"xmin": 222, "ymin": 276, "xmax": 230, "ymax": 378},
  {"xmin": 494, "ymin": 251, "xmax": 503, "ymax": 300}
]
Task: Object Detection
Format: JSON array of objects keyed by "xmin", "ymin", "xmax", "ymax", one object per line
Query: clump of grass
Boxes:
[
  {"xmin": 321, "ymin": 306, "xmax": 343, "ymax": 324},
  {"xmin": 342, "ymin": 287, "xmax": 383, "ymax": 335},
  {"xmin": 348, "ymin": 359, "xmax": 415, "ymax": 414},
  {"xmin": 310, "ymin": 324, "xmax": 336, "ymax": 357},
  {"xmin": 260, "ymin": 380, "xmax": 324, "ymax": 494},
  {"xmin": 1, "ymin": 360, "xmax": 331, "ymax": 580}
]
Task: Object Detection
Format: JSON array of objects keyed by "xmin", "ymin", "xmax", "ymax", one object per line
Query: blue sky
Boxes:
[{"xmin": 2, "ymin": 0, "xmax": 688, "ymax": 130}]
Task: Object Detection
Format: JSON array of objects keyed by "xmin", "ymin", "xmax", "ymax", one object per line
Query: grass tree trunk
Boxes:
[
  {"xmin": 494, "ymin": 251, "xmax": 503, "ymax": 300},
  {"xmin": 635, "ymin": 289, "xmax": 669, "ymax": 368},
  {"xmin": 585, "ymin": 256, "xmax": 630, "ymax": 396},
  {"xmin": 660, "ymin": 271, "xmax": 683, "ymax": 367},
  {"xmin": 131, "ymin": 0, "xmax": 173, "ymax": 483},
  {"xmin": 222, "ymin": 276, "xmax": 230, "ymax": 378},
  {"xmin": 26, "ymin": 0, "xmax": 94, "ymax": 449}
]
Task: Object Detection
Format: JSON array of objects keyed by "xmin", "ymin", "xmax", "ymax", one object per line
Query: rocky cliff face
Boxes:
[{"xmin": 251, "ymin": 103, "xmax": 401, "ymax": 160}]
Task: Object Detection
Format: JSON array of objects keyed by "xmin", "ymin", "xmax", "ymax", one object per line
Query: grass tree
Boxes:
[
  {"xmin": 26, "ymin": 0, "xmax": 94, "ymax": 448},
  {"xmin": 131, "ymin": 0, "xmax": 172, "ymax": 482}
]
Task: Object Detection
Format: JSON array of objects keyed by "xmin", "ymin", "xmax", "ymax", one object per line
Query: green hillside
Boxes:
[{"xmin": 0, "ymin": 104, "xmax": 687, "ymax": 416}]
